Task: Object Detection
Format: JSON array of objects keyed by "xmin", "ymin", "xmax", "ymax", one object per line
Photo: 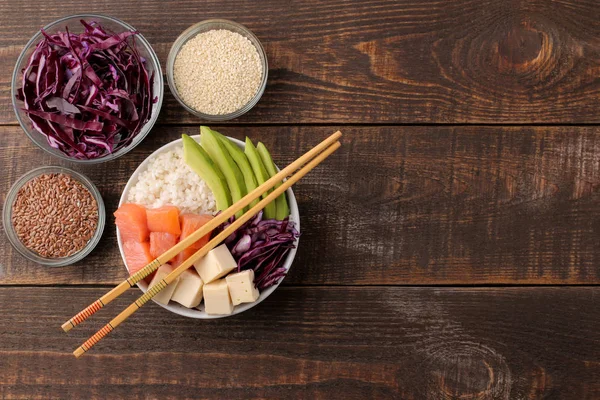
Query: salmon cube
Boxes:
[
  {"xmin": 146, "ymin": 206, "xmax": 181, "ymax": 236},
  {"xmin": 180, "ymin": 214, "xmax": 213, "ymax": 249},
  {"xmin": 122, "ymin": 240, "xmax": 153, "ymax": 275},
  {"xmin": 114, "ymin": 203, "xmax": 149, "ymax": 242},
  {"xmin": 150, "ymin": 232, "xmax": 179, "ymax": 261},
  {"xmin": 171, "ymin": 247, "xmax": 197, "ymax": 268}
]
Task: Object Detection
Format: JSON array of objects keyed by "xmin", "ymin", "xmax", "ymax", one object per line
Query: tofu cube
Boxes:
[
  {"xmin": 193, "ymin": 244, "xmax": 237, "ymax": 284},
  {"xmin": 226, "ymin": 269, "xmax": 260, "ymax": 305},
  {"xmin": 149, "ymin": 264, "xmax": 180, "ymax": 305},
  {"xmin": 171, "ymin": 269, "xmax": 204, "ymax": 308},
  {"xmin": 203, "ymin": 279, "xmax": 233, "ymax": 315}
]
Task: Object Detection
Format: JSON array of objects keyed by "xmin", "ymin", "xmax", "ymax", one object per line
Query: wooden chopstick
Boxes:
[
  {"xmin": 73, "ymin": 140, "xmax": 341, "ymax": 357},
  {"xmin": 62, "ymin": 131, "xmax": 342, "ymax": 333}
]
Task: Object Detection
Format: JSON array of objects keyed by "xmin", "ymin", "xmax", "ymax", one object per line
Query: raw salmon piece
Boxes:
[
  {"xmin": 122, "ymin": 240, "xmax": 153, "ymax": 275},
  {"xmin": 180, "ymin": 214, "xmax": 213, "ymax": 249},
  {"xmin": 171, "ymin": 247, "xmax": 197, "ymax": 268},
  {"xmin": 150, "ymin": 232, "xmax": 178, "ymax": 260},
  {"xmin": 147, "ymin": 206, "xmax": 181, "ymax": 236},
  {"xmin": 114, "ymin": 203, "xmax": 149, "ymax": 242}
]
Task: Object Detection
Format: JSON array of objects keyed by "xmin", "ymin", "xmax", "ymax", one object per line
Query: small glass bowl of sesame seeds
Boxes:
[
  {"xmin": 166, "ymin": 19, "xmax": 268, "ymax": 120},
  {"xmin": 3, "ymin": 166, "xmax": 106, "ymax": 267}
]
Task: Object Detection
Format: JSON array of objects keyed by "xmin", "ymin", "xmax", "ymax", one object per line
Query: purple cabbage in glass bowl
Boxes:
[{"xmin": 11, "ymin": 14, "xmax": 163, "ymax": 163}]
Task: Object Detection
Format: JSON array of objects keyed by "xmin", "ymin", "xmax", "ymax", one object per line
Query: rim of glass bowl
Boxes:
[
  {"xmin": 3, "ymin": 166, "xmax": 106, "ymax": 267},
  {"xmin": 11, "ymin": 14, "xmax": 164, "ymax": 164},
  {"xmin": 166, "ymin": 19, "xmax": 268, "ymax": 121}
]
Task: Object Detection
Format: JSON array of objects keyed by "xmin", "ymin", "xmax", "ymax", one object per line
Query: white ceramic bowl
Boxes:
[{"xmin": 117, "ymin": 135, "xmax": 299, "ymax": 318}]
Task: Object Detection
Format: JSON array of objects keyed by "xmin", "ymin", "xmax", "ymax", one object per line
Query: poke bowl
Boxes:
[{"xmin": 117, "ymin": 131, "xmax": 299, "ymax": 319}]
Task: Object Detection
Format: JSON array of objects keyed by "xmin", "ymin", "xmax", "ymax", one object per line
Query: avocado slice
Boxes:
[
  {"xmin": 182, "ymin": 134, "xmax": 231, "ymax": 211},
  {"xmin": 257, "ymin": 142, "xmax": 289, "ymax": 220},
  {"xmin": 200, "ymin": 126, "xmax": 247, "ymax": 218},
  {"xmin": 209, "ymin": 128, "xmax": 260, "ymax": 210},
  {"xmin": 244, "ymin": 137, "xmax": 277, "ymax": 219}
]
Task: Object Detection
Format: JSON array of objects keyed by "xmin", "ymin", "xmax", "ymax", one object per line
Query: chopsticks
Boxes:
[
  {"xmin": 73, "ymin": 138, "xmax": 341, "ymax": 358},
  {"xmin": 61, "ymin": 130, "xmax": 341, "ymax": 333},
  {"xmin": 64, "ymin": 132, "xmax": 340, "ymax": 357}
]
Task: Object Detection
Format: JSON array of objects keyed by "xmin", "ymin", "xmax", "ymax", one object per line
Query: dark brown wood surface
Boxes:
[
  {"xmin": 1, "ymin": 287, "xmax": 599, "ymax": 399},
  {"xmin": 2, "ymin": 0, "xmax": 600, "ymax": 124},
  {"xmin": 1, "ymin": 0, "xmax": 600, "ymax": 399},
  {"xmin": 2, "ymin": 125, "xmax": 600, "ymax": 285}
]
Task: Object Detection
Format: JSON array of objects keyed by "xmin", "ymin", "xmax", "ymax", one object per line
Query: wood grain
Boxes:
[
  {"xmin": 2, "ymin": 0, "xmax": 600, "ymax": 124},
  {"xmin": 2, "ymin": 1, "xmax": 600, "ymax": 398},
  {"xmin": 1, "ymin": 125, "xmax": 600, "ymax": 285},
  {"xmin": 0, "ymin": 286, "xmax": 598, "ymax": 399}
]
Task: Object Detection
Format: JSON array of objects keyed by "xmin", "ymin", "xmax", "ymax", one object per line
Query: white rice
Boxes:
[{"xmin": 127, "ymin": 146, "xmax": 216, "ymax": 214}]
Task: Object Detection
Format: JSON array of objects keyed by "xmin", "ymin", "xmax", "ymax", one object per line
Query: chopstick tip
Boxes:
[
  {"xmin": 73, "ymin": 347, "xmax": 85, "ymax": 358},
  {"xmin": 61, "ymin": 321, "xmax": 73, "ymax": 333}
]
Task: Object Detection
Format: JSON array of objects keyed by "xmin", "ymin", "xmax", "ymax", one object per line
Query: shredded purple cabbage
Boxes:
[
  {"xmin": 17, "ymin": 20, "xmax": 155, "ymax": 159},
  {"xmin": 213, "ymin": 211, "xmax": 299, "ymax": 290}
]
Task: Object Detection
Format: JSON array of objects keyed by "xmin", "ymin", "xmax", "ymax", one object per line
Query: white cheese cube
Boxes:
[
  {"xmin": 203, "ymin": 279, "xmax": 233, "ymax": 315},
  {"xmin": 193, "ymin": 244, "xmax": 237, "ymax": 284},
  {"xmin": 226, "ymin": 269, "xmax": 260, "ymax": 305},
  {"xmin": 171, "ymin": 269, "xmax": 204, "ymax": 308},
  {"xmin": 149, "ymin": 264, "xmax": 180, "ymax": 306}
]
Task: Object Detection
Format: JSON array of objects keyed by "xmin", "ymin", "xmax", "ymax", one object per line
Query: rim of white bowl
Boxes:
[{"xmin": 117, "ymin": 135, "xmax": 300, "ymax": 319}]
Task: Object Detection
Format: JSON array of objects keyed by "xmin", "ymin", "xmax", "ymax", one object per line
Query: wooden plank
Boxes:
[
  {"xmin": 2, "ymin": 125, "xmax": 600, "ymax": 285},
  {"xmin": 2, "ymin": 0, "xmax": 600, "ymax": 124},
  {"xmin": 0, "ymin": 286, "xmax": 598, "ymax": 399}
]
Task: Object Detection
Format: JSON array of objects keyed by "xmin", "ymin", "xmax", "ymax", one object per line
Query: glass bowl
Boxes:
[
  {"xmin": 166, "ymin": 19, "xmax": 268, "ymax": 121},
  {"xmin": 11, "ymin": 14, "xmax": 164, "ymax": 164},
  {"xmin": 3, "ymin": 166, "xmax": 106, "ymax": 267}
]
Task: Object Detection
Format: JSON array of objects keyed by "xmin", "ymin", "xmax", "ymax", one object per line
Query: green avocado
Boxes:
[
  {"xmin": 182, "ymin": 134, "xmax": 231, "ymax": 211},
  {"xmin": 209, "ymin": 128, "xmax": 260, "ymax": 210},
  {"xmin": 244, "ymin": 137, "xmax": 277, "ymax": 219},
  {"xmin": 257, "ymin": 142, "xmax": 289, "ymax": 220},
  {"xmin": 200, "ymin": 126, "xmax": 247, "ymax": 218}
]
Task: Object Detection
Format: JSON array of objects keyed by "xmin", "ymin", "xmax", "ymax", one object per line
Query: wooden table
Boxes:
[{"xmin": 1, "ymin": 1, "xmax": 599, "ymax": 398}]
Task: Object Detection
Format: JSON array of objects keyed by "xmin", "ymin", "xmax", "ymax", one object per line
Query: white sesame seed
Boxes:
[{"xmin": 173, "ymin": 29, "xmax": 263, "ymax": 115}]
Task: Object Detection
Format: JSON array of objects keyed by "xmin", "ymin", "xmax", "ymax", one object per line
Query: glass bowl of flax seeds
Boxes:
[{"xmin": 3, "ymin": 166, "xmax": 105, "ymax": 266}]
